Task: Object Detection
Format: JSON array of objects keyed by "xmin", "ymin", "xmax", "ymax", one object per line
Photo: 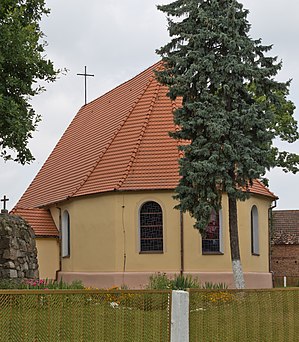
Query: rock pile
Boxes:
[{"xmin": 0, "ymin": 213, "xmax": 39, "ymax": 279}]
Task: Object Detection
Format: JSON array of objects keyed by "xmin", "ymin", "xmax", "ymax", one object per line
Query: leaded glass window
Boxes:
[
  {"xmin": 202, "ymin": 209, "xmax": 220, "ymax": 253},
  {"xmin": 140, "ymin": 201, "xmax": 163, "ymax": 252}
]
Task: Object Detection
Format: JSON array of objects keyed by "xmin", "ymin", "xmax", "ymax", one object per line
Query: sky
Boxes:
[{"xmin": 0, "ymin": 0, "xmax": 298, "ymax": 211}]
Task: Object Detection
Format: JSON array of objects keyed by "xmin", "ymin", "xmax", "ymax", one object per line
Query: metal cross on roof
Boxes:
[
  {"xmin": 1, "ymin": 195, "xmax": 9, "ymax": 213},
  {"xmin": 77, "ymin": 66, "xmax": 94, "ymax": 105}
]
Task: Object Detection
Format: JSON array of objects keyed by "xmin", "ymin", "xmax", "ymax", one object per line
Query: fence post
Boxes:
[
  {"xmin": 171, "ymin": 290, "xmax": 189, "ymax": 342},
  {"xmin": 284, "ymin": 276, "xmax": 287, "ymax": 288}
]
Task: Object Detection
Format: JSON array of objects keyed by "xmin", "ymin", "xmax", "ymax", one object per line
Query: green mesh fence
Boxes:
[
  {"xmin": 0, "ymin": 289, "xmax": 171, "ymax": 342},
  {"xmin": 189, "ymin": 288, "xmax": 299, "ymax": 342}
]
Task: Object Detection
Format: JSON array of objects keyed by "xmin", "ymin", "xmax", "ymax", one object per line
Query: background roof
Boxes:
[{"xmin": 272, "ymin": 210, "xmax": 299, "ymax": 245}]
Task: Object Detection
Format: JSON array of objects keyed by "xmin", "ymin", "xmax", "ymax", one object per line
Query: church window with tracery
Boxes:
[{"xmin": 139, "ymin": 201, "xmax": 163, "ymax": 253}]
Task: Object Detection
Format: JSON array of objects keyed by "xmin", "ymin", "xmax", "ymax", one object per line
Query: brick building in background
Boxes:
[{"xmin": 271, "ymin": 210, "xmax": 299, "ymax": 279}]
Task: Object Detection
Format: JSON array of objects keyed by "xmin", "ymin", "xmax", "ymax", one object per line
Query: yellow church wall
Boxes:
[
  {"xmin": 181, "ymin": 193, "xmax": 271, "ymax": 274},
  {"xmin": 55, "ymin": 192, "xmax": 181, "ymax": 273},
  {"xmin": 55, "ymin": 194, "xmax": 118, "ymax": 273},
  {"xmin": 36, "ymin": 238, "xmax": 59, "ymax": 279},
  {"xmin": 54, "ymin": 190, "xmax": 272, "ymax": 279},
  {"xmin": 237, "ymin": 195, "xmax": 271, "ymax": 272},
  {"xmin": 114, "ymin": 192, "xmax": 181, "ymax": 272},
  {"xmin": 183, "ymin": 195, "xmax": 232, "ymax": 272}
]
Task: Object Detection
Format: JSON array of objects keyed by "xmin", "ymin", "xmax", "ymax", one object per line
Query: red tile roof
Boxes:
[
  {"xmin": 247, "ymin": 179, "xmax": 277, "ymax": 199},
  {"xmin": 15, "ymin": 61, "xmax": 276, "ymax": 209},
  {"xmin": 272, "ymin": 210, "xmax": 299, "ymax": 245},
  {"xmin": 11, "ymin": 208, "xmax": 59, "ymax": 237}
]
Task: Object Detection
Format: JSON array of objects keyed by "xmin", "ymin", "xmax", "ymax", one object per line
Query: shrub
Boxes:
[
  {"xmin": 171, "ymin": 274, "xmax": 200, "ymax": 290},
  {"xmin": 0, "ymin": 278, "xmax": 84, "ymax": 290},
  {"xmin": 146, "ymin": 273, "xmax": 200, "ymax": 290},
  {"xmin": 0, "ymin": 279, "xmax": 23, "ymax": 289},
  {"xmin": 146, "ymin": 273, "xmax": 171, "ymax": 290},
  {"xmin": 201, "ymin": 281, "xmax": 228, "ymax": 290}
]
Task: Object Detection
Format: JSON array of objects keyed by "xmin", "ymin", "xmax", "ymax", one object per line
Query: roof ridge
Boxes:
[
  {"xmin": 84, "ymin": 60, "xmax": 162, "ymax": 108},
  {"xmin": 115, "ymin": 80, "xmax": 162, "ymax": 190},
  {"xmin": 70, "ymin": 72, "xmax": 159, "ymax": 198}
]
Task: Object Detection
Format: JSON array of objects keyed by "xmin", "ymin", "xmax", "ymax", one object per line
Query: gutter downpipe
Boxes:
[
  {"xmin": 180, "ymin": 210, "xmax": 184, "ymax": 276},
  {"xmin": 55, "ymin": 207, "xmax": 62, "ymax": 281},
  {"xmin": 269, "ymin": 200, "xmax": 277, "ymax": 288}
]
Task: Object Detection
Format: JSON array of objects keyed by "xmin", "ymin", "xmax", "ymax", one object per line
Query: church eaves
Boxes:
[{"xmin": 11, "ymin": 208, "xmax": 58, "ymax": 237}]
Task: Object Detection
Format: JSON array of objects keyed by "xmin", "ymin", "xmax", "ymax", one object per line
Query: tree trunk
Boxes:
[{"xmin": 228, "ymin": 195, "xmax": 246, "ymax": 289}]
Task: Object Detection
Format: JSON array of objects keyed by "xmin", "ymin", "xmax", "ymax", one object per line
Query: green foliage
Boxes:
[
  {"xmin": 201, "ymin": 281, "xmax": 228, "ymax": 290},
  {"xmin": 156, "ymin": 0, "xmax": 298, "ymax": 233},
  {"xmin": 146, "ymin": 272, "xmax": 172, "ymax": 290},
  {"xmin": 0, "ymin": 0, "xmax": 59, "ymax": 164},
  {"xmin": 0, "ymin": 279, "xmax": 21, "ymax": 289},
  {"xmin": 0, "ymin": 278, "xmax": 84, "ymax": 289},
  {"xmin": 171, "ymin": 274, "xmax": 200, "ymax": 290},
  {"xmin": 146, "ymin": 272, "xmax": 226, "ymax": 290}
]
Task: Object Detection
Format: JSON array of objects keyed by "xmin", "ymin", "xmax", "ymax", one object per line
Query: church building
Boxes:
[{"xmin": 13, "ymin": 62, "xmax": 277, "ymax": 288}]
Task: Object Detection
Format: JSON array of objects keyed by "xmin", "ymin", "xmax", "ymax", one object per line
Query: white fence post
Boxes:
[
  {"xmin": 284, "ymin": 276, "xmax": 287, "ymax": 288},
  {"xmin": 171, "ymin": 290, "xmax": 189, "ymax": 342}
]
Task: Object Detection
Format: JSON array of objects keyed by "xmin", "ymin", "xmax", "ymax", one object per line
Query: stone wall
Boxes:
[
  {"xmin": 0, "ymin": 213, "xmax": 39, "ymax": 279},
  {"xmin": 271, "ymin": 244, "xmax": 299, "ymax": 276}
]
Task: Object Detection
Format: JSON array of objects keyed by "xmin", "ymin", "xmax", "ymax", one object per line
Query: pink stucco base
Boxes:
[{"xmin": 58, "ymin": 271, "xmax": 273, "ymax": 289}]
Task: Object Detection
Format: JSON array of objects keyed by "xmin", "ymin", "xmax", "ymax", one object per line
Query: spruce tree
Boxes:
[{"xmin": 156, "ymin": 0, "xmax": 298, "ymax": 288}]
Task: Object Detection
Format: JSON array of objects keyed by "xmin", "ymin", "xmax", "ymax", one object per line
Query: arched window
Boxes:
[
  {"xmin": 139, "ymin": 201, "xmax": 163, "ymax": 253},
  {"xmin": 202, "ymin": 209, "xmax": 223, "ymax": 254},
  {"xmin": 62, "ymin": 210, "xmax": 70, "ymax": 257},
  {"xmin": 251, "ymin": 205, "xmax": 259, "ymax": 255}
]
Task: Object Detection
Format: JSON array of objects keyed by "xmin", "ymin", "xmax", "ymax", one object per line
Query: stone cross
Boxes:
[
  {"xmin": 1, "ymin": 195, "xmax": 9, "ymax": 213},
  {"xmin": 77, "ymin": 66, "xmax": 94, "ymax": 105}
]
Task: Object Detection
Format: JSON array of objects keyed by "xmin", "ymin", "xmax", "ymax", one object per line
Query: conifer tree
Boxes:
[{"xmin": 156, "ymin": 0, "xmax": 298, "ymax": 288}]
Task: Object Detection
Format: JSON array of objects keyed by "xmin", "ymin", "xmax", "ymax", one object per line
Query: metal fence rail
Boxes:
[
  {"xmin": 189, "ymin": 288, "xmax": 299, "ymax": 342},
  {"xmin": 0, "ymin": 289, "xmax": 171, "ymax": 342}
]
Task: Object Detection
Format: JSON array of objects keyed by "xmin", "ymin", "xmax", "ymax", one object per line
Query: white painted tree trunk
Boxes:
[
  {"xmin": 232, "ymin": 259, "xmax": 245, "ymax": 289},
  {"xmin": 228, "ymin": 195, "xmax": 246, "ymax": 289}
]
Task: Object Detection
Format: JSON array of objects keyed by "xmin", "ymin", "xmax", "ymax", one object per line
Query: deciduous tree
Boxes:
[{"xmin": 0, "ymin": 0, "xmax": 58, "ymax": 164}]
